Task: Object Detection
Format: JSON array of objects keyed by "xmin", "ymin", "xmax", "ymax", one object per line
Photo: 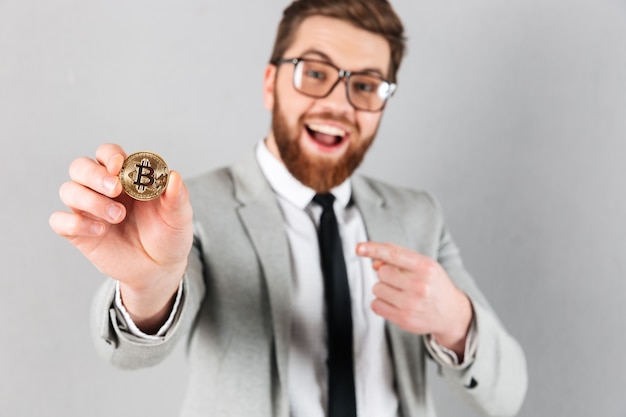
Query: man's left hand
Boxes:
[{"xmin": 356, "ymin": 241, "xmax": 473, "ymax": 357}]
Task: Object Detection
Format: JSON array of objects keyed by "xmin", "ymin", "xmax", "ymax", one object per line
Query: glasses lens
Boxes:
[
  {"xmin": 290, "ymin": 59, "xmax": 394, "ymax": 112},
  {"xmin": 293, "ymin": 60, "xmax": 337, "ymax": 98},
  {"xmin": 348, "ymin": 74, "xmax": 390, "ymax": 111}
]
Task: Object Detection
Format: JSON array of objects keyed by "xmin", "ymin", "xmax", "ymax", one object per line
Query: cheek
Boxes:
[
  {"xmin": 356, "ymin": 113, "xmax": 382, "ymax": 136},
  {"xmin": 278, "ymin": 90, "xmax": 316, "ymax": 123}
]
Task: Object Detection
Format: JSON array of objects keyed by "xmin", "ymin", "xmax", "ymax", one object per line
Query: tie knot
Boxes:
[{"xmin": 313, "ymin": 193, "xmax": 335, "ymax": 210}]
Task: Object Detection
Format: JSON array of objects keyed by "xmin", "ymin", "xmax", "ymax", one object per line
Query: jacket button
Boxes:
[{"xmin": 465, "ymin": 377, "xmax": 478, "ymax": 389}]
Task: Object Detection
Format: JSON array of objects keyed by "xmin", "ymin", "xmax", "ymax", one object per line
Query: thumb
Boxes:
[{"xmin": 160, "ymin": 170, "xmax": 193, "ymax": 230}]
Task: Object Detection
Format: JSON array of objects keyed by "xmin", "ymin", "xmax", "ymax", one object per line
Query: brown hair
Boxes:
[{"xmin": 269, "ymin": 0, "xmax": 406, "ymax": 83}]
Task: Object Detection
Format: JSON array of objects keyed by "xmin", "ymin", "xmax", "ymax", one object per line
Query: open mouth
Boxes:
[{"xmin": 305, "ymin": 123, "xmax": 348, "ymax": 148}]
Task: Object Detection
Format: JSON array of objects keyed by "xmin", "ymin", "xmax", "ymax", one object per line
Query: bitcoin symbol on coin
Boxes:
[
  {"xmin": 133, "ymin": 159, "xmax": 156, "ymax": 192},
  {"xmin": 119, "ymin": 151, "xmax": 169, "ymax": 201}
]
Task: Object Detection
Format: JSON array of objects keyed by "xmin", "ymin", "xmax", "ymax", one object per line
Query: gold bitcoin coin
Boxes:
[{"xmin": 119, "ymin": 151, "xmax": 170, "ymax": 201}]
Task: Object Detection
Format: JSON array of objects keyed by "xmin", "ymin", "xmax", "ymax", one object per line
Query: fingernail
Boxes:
[
  {"xmin": 103, "ymin": 176, "xmax": 117, "ymax": 193},
  {"xmin": 357, "ymin": 244, "xmax": 368, "ymax": 256},
  {"xmin": 90, "ymin": 222, "xmax": 104, "ymax": 235},
  {"xmin": 107, "ymin": 204, "xmax": 122, "ymax": 221}
]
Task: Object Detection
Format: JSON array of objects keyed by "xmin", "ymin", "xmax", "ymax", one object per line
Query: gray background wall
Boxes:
[{"xmin": 1, "ymin": 0, "xmax": 625, "ymax": 416}]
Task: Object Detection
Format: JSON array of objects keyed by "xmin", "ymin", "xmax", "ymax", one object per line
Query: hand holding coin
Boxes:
[{"xmin": 49, "ymin": 144, "xmax": 193, "ymax": 332}]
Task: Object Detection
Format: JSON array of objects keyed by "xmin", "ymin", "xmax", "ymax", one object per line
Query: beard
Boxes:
[{"xmin": 271, "ymin": 97, "xmax": 378, "ymax": 193}]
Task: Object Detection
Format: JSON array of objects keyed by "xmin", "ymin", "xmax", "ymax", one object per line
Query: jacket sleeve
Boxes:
[
  {"xmin": 90, "ymin": 236, "xmax": 206, "ymax": 370},
  {"xmin": 430, "ymin": 197, "xmax": 528, "ymax": 417}
]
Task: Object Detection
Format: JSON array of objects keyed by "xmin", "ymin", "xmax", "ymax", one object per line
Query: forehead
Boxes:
[{"xmin": 284, "ymin": 15, "xmax": 391, "ymax": 76}]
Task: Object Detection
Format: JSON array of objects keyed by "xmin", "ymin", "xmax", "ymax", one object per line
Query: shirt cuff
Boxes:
[
  {"xmin": 425, "ymin": 317, "xmax": 477, "ymax": 369},
  {"xmin": 113, "ymin": 279, "xmax": 184, "ymax": 340}
]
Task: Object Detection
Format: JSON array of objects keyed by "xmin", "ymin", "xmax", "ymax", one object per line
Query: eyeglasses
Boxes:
[{"xmin": 274, "ymin": 57, "xmax": 397, "ymax": 112}]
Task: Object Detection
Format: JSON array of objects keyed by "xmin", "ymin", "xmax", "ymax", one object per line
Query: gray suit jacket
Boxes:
[{"xmin": 92, "ymin": 151, "xmax": 527, "ymax": 417}]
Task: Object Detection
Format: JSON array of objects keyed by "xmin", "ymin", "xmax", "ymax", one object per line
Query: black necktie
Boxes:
[{"xmin": 313, "ymin": 193, "xmax": 357, "ymax": 417}]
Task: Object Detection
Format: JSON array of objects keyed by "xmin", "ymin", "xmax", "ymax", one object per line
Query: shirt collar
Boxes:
[{"xmin": 255, "ymin": 139, "xmax": 352, "ymax": 210}]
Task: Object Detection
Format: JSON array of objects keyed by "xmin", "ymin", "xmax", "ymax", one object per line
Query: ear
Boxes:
[{"xmin": 263, "ymin": 64, "xmax": 277, "ymax": 111}]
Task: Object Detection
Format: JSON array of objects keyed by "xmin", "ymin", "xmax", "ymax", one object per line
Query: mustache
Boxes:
[{"xmin": 301, "ymin": 112, "xmax": 356, "ymax": 129}]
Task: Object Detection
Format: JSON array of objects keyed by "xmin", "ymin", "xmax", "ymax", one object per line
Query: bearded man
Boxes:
[{"xmin": 50, "ymin": 1, "xmax": 527, "ymax": 416}]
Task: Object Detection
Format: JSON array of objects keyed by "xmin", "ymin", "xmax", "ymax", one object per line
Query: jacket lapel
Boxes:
[
  {"xmin": 351, "ymin": 175, "xmax": 406, "ymax": 245},
  {"xmin": 230, "ymin": 152, "xmax": 292, "ymax": 415}
]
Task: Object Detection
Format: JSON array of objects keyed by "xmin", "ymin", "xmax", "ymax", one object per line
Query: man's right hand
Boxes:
[{"xmin": 49, "ymin": 144, "xmax": 194, "ymax": 333}]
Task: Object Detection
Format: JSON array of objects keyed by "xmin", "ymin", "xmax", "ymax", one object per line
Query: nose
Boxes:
[{"xmin": 317, "ymin": 77, "xmax": 354, "ymax": 114}]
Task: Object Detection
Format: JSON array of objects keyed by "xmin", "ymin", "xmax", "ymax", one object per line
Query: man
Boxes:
[{"xmin": 50, "ymin": 0, "xmax": 527, "ymax": 416}]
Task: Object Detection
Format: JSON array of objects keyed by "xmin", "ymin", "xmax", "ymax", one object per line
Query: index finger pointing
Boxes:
[{"xmin": 357, "ymin": 241, "xmax": 428, "ymax": 271}]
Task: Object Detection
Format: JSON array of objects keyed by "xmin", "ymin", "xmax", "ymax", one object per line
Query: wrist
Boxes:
[
  {"xmin": 118, "ymin": 269, "xmax": 184, "ymax": 334},
  {"xmin": 432, "ymin": 293, "xmax": 473, "ymax": 357}
]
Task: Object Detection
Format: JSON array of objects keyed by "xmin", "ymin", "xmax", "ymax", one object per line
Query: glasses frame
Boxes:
[{"xmin": 274, "ymin": 57, "xmax": 397, "ymax": 112}]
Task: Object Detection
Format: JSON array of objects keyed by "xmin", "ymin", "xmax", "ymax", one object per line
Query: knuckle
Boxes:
[
  {"xmin": 100, "ymin": 143, "xmax": 123, "ymax": 154},
  {"xmin": 66, "ymin": 215, "xmax": 83, "ymax": 235},
  {"xmin": 387, "ymin": 243, "xmax": 399, "ymax": 261},
  {"xmin": 53, "ymin": 212, "xmax": 79, "ymax": 236},
  {"xmin": 417, "ymin": 282, "xmax": 430, "ymax": 299},
  {"xmin": 424, "ymin": 261, "xmax": 437, "ymax": 276},
  {"xmin": 68, "ymin": 157, "xmax": 89, "ymax": 180},
  {"xmin": 409, "ymin": 279, "xmax": 426, "ymax": 296},
  {"xmin": 372, "ymin": 282, "xmax": 383, "ymax": 297},
  {"xmin": 418, "ymin": 257, "xmax": 438, "ymax": 278},
  {"xmin": 48, "ymin": 212, "xmax": 62, "ymax": 234},
  {"xmin": 58, "ymin": 181, "xmax": 76, "ymax": 201},
  {"xmin": 409, "ymin": 256, "xmax": 422, "ymax": 270},
  {"xmin": 377, "ymin": 265, "xmax": 392, "ymax": 280},
  {"xmin": 96, "ymin": 143, "xmax": 113, "ymax": 159}
]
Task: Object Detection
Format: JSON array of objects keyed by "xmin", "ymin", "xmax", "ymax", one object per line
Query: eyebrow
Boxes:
[{"xmin": 299, "ymin": 49, "xmax": 387, "ymax": 78}]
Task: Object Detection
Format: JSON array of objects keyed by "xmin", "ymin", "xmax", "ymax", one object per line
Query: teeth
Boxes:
[{"xmin": 308, "ymin": 124, "xmax": 346, "ymax": 137}]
